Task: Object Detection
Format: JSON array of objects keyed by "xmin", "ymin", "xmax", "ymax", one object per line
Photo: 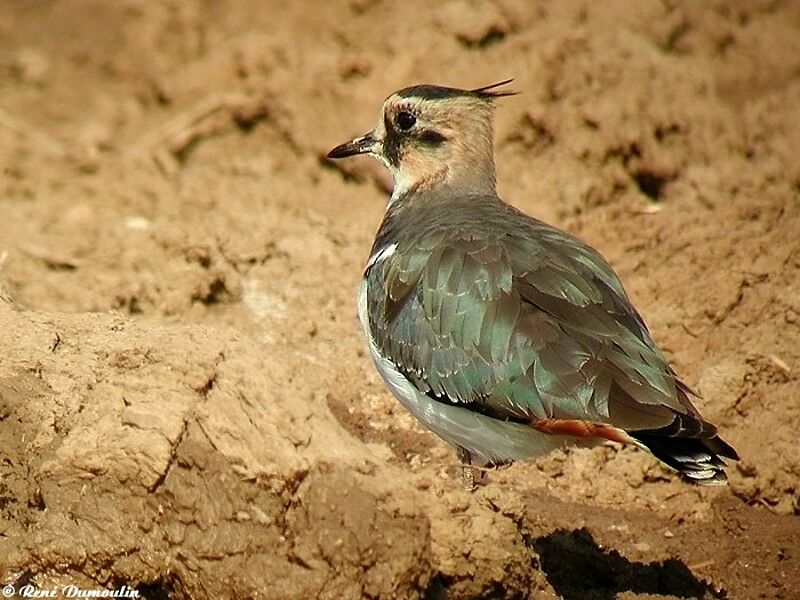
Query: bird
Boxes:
[{"xmin": 327, "ymin": 80, "xmax": 738, "ymax": 490}]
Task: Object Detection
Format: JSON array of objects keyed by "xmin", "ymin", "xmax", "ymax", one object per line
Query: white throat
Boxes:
[
  {"xmin": 387, "ymin": 164, "xmax": 450, "ymax": 205},
  {"xmin": 389, "ymin": 169, "xmax": 414, "ymax": 204}
]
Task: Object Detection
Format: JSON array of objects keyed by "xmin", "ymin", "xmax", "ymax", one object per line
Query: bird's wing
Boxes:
[{"xmin": 366, "ymin": 223, "xmax": 694, "ymax": 432}]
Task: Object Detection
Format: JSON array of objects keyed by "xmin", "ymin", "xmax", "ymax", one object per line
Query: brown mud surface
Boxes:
[{"xmin": 1, "ymin": 1, "xmax": 799, "ymax": 598}]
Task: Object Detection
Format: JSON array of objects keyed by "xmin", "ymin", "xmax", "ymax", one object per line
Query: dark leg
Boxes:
[{"xmin": 456, "ymin": 446, "xmax": 477, "ymax": 492}]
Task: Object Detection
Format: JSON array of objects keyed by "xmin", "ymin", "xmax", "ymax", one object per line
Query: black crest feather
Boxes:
[
  {"xmin": 470, "ymin": 78, "xmax": 517, "ymax": 98},
  {"xmin": 396, "ymin": 79, "xmax": 517, "ymax": 102}
]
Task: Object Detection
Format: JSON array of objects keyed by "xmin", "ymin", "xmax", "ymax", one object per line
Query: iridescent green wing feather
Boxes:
[{"xmin": 366, "ymin": 200, "xmax": 691, "ymax": 431}]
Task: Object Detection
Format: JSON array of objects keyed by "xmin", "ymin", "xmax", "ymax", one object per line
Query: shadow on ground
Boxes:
[{"xmin": 531, "ymin": 528, "xmax": 725, "ymax": 600}]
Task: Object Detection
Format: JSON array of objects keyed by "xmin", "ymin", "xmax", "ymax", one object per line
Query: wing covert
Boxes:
[{"xmin": 365, "ymin": 221, "xmax": 689, "ymax": 431}]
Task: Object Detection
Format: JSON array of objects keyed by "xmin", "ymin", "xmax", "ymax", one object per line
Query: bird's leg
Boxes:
[{"xmin": 456, "ymin": 446, "xmax": 477, "ymax": 492}]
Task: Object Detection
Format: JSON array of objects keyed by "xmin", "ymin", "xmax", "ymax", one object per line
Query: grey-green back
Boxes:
[{"xmin": 365, "ymin": 191, "xmax": 692, "ymax": 432}]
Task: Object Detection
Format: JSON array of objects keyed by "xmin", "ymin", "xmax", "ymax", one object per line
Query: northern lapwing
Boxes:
[{"xmin": 327, "ymin": 81, "xmax": 738, "ymax": 489}]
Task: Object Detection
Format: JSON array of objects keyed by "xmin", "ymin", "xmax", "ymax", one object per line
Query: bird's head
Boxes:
[{"xmin": 327, "ymin": 80, "xmax": 515, "ymax": 200}]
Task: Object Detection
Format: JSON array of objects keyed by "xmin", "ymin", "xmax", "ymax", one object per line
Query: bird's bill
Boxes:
[{"xmin": 327, "ymin": 132, "xmax": 378, "ymax": 159}]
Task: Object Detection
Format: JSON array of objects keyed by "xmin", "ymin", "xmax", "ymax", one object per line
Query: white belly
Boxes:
[{"xmin": 357, "ymin": 280, "xmax": 572, "ymax": 466}]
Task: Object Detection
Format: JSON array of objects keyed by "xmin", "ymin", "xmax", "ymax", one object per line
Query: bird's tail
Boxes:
[{"xmin": 630, "ymin": 417, "xmax": 739, "ymax": 485}]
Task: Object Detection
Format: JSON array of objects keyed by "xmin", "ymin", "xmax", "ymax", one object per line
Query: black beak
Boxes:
[{"xmin": 327, "ymin": 132, "xmax": 377, "ymax": 159}]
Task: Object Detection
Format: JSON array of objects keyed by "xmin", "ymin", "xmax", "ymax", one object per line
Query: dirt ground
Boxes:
[{"xmin": 0, "ymin": 1, "xmax": 799, "ymax": 598}]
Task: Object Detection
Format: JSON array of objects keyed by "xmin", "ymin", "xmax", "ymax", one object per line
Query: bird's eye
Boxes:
[{"xmin": 396, "ymin": 111, "xmax": 416, "ymax": 131}]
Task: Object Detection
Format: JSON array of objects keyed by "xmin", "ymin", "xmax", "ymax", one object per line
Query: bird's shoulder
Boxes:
[{"xmin": 369, "ymin": 193, "xmax": 629, "ymax": 312}]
